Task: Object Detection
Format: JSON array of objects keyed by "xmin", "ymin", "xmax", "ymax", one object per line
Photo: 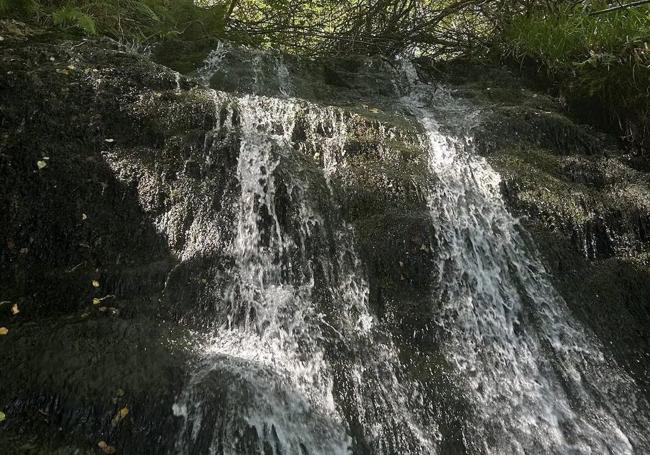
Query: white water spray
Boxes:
[{"xmin": 401, "ymin": 62, "xmax": 650, "ymax": 455}]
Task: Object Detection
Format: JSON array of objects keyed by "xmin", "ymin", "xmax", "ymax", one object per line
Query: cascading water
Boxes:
[
  {"xmin": 172, "ymin": 94, "xmax": 351, "ymax": 454},
  {"xmin": 168, "ymin": 45, "xmax": 448, "ymax": 454},
  {"xmin": 400, "ymin": 62, "xmax": 650, "ymax": 454},
  {"xmin": 169, "ymin": 46, "xmax": 649, "ymax": 455}
]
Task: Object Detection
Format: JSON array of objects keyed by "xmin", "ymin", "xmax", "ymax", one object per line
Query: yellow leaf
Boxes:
[
  {"xmin": 111, "ymin": 405, "xmax": 129, "ymax": 427},
  {"xmin": 36, "ymin": 160, "xmax": 47, "ymax": 170},
  {"xmin": 92, "ymin": 298, "xmax": 101, "ymax": 305},
  {"xmin": 98, "ymin": 441, "xmax": 116, "ymax": 454},
  {"xmin": 0, "ymin": 327, "xmax": 8, "ymax": 335},
  {"xmin": 92, "ymin": 280, "xmax": 100, "ymax": 288},
  {"xmin": 0, "ymin": 411, "xmax": 6, "ymax": 422},
  {"xmin": 10, "ymin": 304, "xmax": 19, "ymax": 315}
]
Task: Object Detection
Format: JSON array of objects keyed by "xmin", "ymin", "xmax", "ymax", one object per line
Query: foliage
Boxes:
[
  {"xmin": 502, "ymin": 1, "xmax": 650, "ymax": 152},
  {"xmin": 225, "ymin": 0, "xmax": 500, "ymax": 57},
  {"xmin": 0, "ymin": 0, "xmax": 226, "ymax": 42},
  {"xmin": 52, "ymin": 5, "xmax": 96, "ymax": 35}
]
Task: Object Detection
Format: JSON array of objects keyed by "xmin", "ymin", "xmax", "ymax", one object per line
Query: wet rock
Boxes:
[
  {"xmin": 2, "ymin": 22, "xmax": 650, "ymax": 453},
  {"xmin": 0, "ymin": 26, "xmax": 212, "ymax": 451}
]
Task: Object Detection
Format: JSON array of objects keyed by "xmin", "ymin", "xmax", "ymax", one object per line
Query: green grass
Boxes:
[{"xmin": 503, "ymin": 2, "xmax": 650, "ymax": 153}]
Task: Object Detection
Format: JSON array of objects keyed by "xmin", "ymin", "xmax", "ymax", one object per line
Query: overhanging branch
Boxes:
[{"xmin": 590, "ymin": 0, "xmax": 650, "ymax": 16}]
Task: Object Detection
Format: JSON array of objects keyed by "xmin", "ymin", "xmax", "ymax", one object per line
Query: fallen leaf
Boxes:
[
  {"xmin": 92, "ymin": 298, "xmax": 101, "ymax": 305},
  {"xmin": 36, "ymin": 160, "xmax": 47, "ymax": 170},
  {"xmin": 92, "ymin": 280, "xmax": 100, "ymax": 288},
  {"xmin": 111, "ymin": 406, "xmax": 129, "ymax": 427},
  {"xmin": 82, "ymin": 213, "xmax": 87, "ymax": 221},
  {"xmin": 104, "ymin": 138, "xmax": 115, "ymax": 143},
  {"xmin": 0, "ymin": 327, "xmax": 8, "ymax": 335},
  {"xmin": 98, "ymin": 440, "xmax": 116, "ymax": 454},
  {"xmin": 0, "ymin": 411, "xmax": 5, "ymax": 422},
  {"xmin": 11, "ymin": 304, "xmax": 19, "ymax": 315}
]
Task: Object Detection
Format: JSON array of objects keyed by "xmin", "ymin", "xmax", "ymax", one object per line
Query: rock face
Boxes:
[{"xmin": 1, "ymin": 22, "xmax": 649, "ymax": 454}]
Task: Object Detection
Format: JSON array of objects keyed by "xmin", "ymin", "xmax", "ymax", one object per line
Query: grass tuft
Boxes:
[{"xmin": 503, "ymin": 2, "xmax": 650, "ymax": 153}]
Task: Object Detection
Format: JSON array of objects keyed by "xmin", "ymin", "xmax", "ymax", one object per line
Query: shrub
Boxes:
[
  {"xmin": 0, "ymin": 0, "xmax": 227, "ymax": 43},
  {"xmin": 503, "ymin": 2, "xmax": 650, "ymax": 153}
]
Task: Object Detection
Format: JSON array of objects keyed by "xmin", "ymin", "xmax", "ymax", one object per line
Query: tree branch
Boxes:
[{"xmin": 590, "ymin": 0, "xmax": 650, "ymax": 16}]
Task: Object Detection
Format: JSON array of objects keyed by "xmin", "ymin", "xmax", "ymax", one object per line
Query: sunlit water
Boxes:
[
  {"xmin": 164, "ymin": 48, "xmax": 650, "ymax": 454},
  {"xmin": 400, "ymin": 61, "xmax": 650, "ymax": 454}
]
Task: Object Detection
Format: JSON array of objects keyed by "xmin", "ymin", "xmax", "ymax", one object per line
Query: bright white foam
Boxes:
[{"xmin": 401, "ymin": 61, "xmax": 649, "ymax": 454}]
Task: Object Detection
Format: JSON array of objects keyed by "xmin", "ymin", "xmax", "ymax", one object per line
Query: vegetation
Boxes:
[
  {"xmin": 503, "ymin": 1, "xmax": 650, "ymax": 154},
  {"xmin": 1, "ymin": 0, "xmax": 648, "ymax": 152},
  {"xmin": 0, "ymin": 0, "xmax": 227, "ymax": 42}
]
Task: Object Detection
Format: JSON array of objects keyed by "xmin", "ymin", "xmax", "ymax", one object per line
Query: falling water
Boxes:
[
  {"xmin": 170, "ymin": 80, "xmax": 442, "ymax": 452},
  {"xmin": 168, "ymin": 47, "xmax": 650, "ymax": 455},
  {"xmin": 171, "ymin": 94, "xmax": 351, "ymax": 454},
  {"xmin": 401, "ymin": 62, "xmax": 650, "ymax": 454}
]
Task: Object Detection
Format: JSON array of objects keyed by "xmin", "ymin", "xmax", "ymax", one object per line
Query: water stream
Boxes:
[
  {"xmin": 169, "ymin": 50, "xmax": 650, "ymax": 454},
  {"xmin": 401, "ymin": 62, "xmax": 650, "ymax": 454}
]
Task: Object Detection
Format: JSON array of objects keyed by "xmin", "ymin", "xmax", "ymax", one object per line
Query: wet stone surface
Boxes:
[{"xmin": 1, "ymin": 22, "xmax": 649, "ymax": 454}]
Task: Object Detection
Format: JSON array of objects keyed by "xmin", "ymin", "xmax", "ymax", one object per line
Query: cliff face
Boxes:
[{"xmin": 1, "ymin": 21, "xmax": 649, "ymax": 454}]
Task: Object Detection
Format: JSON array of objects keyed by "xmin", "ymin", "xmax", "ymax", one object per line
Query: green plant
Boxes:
[
  {"xmin": 503, "ymin": 2, "xmax": 650, "ymax": 152},
  {"xmin": 1, "ymin": 0, "xmax": 227, "ymax": 42},
  {"xmin": 52, "ymin": 5, "xmax": 96, "ymax": 34},
  {"xmin": 0, "ymin": 0, "xmax": 39, "ymax": 16}
]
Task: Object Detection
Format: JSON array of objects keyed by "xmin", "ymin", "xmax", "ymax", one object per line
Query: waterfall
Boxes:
[
  {"xmin": 401, "ymin": 62, "xmax": 650, "ymax": 454},
  {"xmin": 171, "ymin": 85, "xmax": 441, "ymax": 452},
  {"xmin": 171, "ymin": 94, "xmax": 351, "ymax": 454},
  {"xmin": 169, "ymin": 48, "xmax": 649, "ymax": 455}
]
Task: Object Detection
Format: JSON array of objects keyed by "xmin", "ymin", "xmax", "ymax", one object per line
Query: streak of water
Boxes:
[
  {"xmin": 172, "ymin": 94, "xmax": 350, "ymax": 454},
  {"xmin": 171, "ymin": 79, "xmax": 442, "ymax": 452},
  {"xmin": 401, "ymin": 61, "xmax": 650, "ymax": 454},
  {"xmin": 170, "ymin": 51, "xmax": 650, "ymax": 455}
]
